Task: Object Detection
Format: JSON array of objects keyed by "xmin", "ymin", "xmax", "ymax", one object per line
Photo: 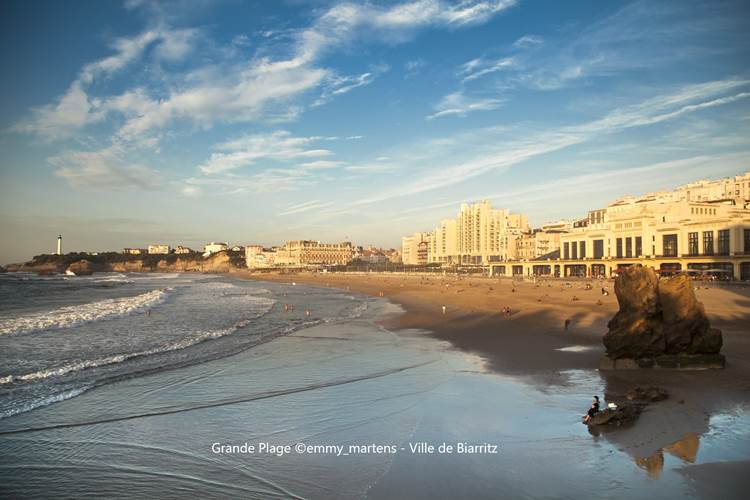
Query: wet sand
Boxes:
[{"xmin": 237, "ymin": 270, "xmax": 750, "ymax": 480}]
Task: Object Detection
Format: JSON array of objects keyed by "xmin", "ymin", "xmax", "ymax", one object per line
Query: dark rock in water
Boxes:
[
  {"xmin": 626, "ymin": 386, "xmax": 668, "ymax": 402},
  {"xmin": 66, "ymin": 260, "xmax": 94, "ymax": 276},
  {"xmin": 0, "ymin": 265, "xmax": 6, "ymax": 273},
  {"xmin": 602, "ymin": 266, "xmax": 723, "ymax": 368},
  {"xmin": 585, "ymin": 403, "xmax": 642, "ymax": 427}
]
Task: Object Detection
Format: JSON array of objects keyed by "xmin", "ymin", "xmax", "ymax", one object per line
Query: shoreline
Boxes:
[{"xmin": 235, "ymin": 270, "xmax": 750, "ymax": 461}]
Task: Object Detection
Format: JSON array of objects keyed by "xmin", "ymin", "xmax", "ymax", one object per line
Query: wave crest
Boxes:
[{"xmin": 0, "ymin": 288, "xmax": 172, "ymax": 336}]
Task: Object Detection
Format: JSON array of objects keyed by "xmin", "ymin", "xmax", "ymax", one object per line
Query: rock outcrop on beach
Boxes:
[
  {"xmin": 65, "ymin": 260, "xmax": 94, "ymax": 276},
  {"xmin": 601, "ymin": 266, "xmax": 723, "ymax": 369},
  {"xmin": 586, "ymin": 403, "xmax": 642, "ymax": 427}
]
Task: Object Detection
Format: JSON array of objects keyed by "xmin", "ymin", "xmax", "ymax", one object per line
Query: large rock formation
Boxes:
[
  {"xmin": 601, "ymin": 266, "xmax": 723, "ymax": 369},
  {"xmin": 66, "ymin": 259, "xmax": 94, "ymax": 276}
]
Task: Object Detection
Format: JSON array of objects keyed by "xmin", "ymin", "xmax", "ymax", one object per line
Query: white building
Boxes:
[
  {"xmin": 148, "ymin": 244, "xmax": 170, "ymax": 255},
  {"xmin": 204, "ymin": 242, "xmax": 228, "ymax": 257}
]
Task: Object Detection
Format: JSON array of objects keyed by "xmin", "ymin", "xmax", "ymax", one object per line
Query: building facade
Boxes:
[
  {"xmin": 406, "ymin": 200, "xmax": 529, "ymax": 265},
  {"xmin": 245, "ymin": 245, "xmax": 277, "ymax": 268},
  {"xmin": 148, "ymin": 244, "xmax": 170, "ymax": 255},
  {"xmin": 402, "ymin": 232, "xmax": 432, "ymax": 265},
  {"xmin": 174, "ymin": 246, "xmax": 194, "ymax": 254},
  {"xmin": 204, "ymin": 242, "xmax": 228, "ymax": 256},
  {"xmin": 516, "ymin": 230, "xmax": 563, "ymax": 260},
  {"xmin": 490, "ymin": 172, "xmax": 750, "ymax": 280},
  {"xmin": 273, "ymin": 240, "xmax": 354, "ymax": 266}
]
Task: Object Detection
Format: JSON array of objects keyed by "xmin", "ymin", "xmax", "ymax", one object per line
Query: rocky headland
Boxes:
[{"xmin": 5, "ymin": 251, "xmax": 246, "ymax": 275}]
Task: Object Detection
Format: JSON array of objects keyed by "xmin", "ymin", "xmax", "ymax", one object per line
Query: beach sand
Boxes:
[{"xmin": 236, "ymin": 270, "xmax": 750, "ymax": 480}]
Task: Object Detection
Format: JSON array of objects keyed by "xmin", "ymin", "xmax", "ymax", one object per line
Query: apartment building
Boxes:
[{"xmin": 402, "ymin": 232, "xmax": 432, "ymax": 265}]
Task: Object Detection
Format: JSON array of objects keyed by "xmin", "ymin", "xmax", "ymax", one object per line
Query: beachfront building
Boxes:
[
  {"xmin": 490, "ymin": 171, "xmax": 750, "ymax": 280},
  {"xmin": 273, "ymin": 240, "xmax": 354, "ymax": 266},
  {"xmin": 203, "ymin": 242, "xmax": 228, "ymax": 256},
  {"xmin": 148, "ymin": 244, "xmax": 170, "ymax": 255},
  {"xmin": 245, "ymin": 245, "xmax": 277, "ymax": 268},
  {"xmin": 402, "ymin": 232, "xmax": 432, "ymax": 265},
  {"xmin": 174, "ymin": 246, "xmax": 194, "ymax": 254},
  {"xmin": 516, "ymin": 229, "xmax": 564, "ymax": 260},
  {"xmin": 123, "ymin": 248, "xmax": 146, "ymax": 255},
  {"xmin": 411, "ymin": 200, "xmax": 528, "ymax": 265}
]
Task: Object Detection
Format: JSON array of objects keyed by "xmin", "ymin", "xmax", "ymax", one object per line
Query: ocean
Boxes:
[{"xmin": 0, "ymin": 272, "xmax": 748, "ymax": 499}]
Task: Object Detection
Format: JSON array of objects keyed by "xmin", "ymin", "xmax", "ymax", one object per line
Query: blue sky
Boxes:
[{"xmin": 1, "ymin": 0, "xmax": 749, "ymax": 263}]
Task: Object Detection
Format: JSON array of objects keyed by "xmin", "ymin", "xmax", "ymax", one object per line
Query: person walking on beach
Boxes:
[{"xmin": 583, "ymin": 396, "xmax": 600, "ymax": 424}]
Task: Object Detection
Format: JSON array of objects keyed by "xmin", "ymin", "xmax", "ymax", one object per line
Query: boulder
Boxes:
[
  {"xmin": 585, "ymin": 403, "xmax": 642, "ymax": 427},
  {"xmin": 66, "ymin": 260, "xmax": 94, "ymax": 276},
  {"xmin": 626, "ymin": 386, "xmax": 668, "ymax": 402},
  {"xmin": 602, "ymin": 265, "xmax": 722, "ymax": 366}
]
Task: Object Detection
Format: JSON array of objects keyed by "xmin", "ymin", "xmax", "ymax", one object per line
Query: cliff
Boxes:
[{"xmin": 6, "ymin": 250, "xmax": 245, "ymax": 275}]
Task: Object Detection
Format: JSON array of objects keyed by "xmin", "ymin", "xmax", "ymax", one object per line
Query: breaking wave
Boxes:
[
  {"xmin": 0, "ymin": 312, "xmax": 273, "ymax": 386},
  {"xmin": 0, "ymin": 386, "xmax": 92, "ymax": 420},
  {"xmin": 0, "ymin": 288, "xmax": 173, "ymax": 336}
]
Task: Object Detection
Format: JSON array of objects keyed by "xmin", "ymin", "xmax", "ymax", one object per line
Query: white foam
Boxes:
[
  {"xmin": 0, "ymin": 385, "xmax": 92, "ymax": 419},
  {"xmin": 555, "ymin": 345, "xmax": 596, "ymax": 353},
  {"xmin": 0, "ymin": 296, "xmax": 275, "ymax": 385},
  {"xmin": 0, "ymin": 288, "xmax": 173, "ymax": 336}
]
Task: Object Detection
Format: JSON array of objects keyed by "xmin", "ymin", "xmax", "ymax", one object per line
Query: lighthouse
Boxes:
[{"xmin": 56, "ymin": 235, "xmax": 62, "ymax": 255}]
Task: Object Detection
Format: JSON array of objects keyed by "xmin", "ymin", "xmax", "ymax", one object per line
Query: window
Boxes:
[
  {"xmin": 563, "ymin": 242, "xmax": 569, "ymax": 259},
  {"xmin": 571, "ymin": 241, "xmax": 578, "ymax": 259},
  {"xmin": 625, "ymin": 237, "xmax": 632, "ymax": 258},
  {"xmin": 703, "ymin": 231, "xmax": 714, "ymax": 256},
  {"xmin": 616, "ymin": 238, "xmax": 623, "ymax": 258},
  {"xmin": 579, "ymin": 241, "xmax": 586, "ymax": 259},
  {"xmin": 688, "ymin": 232, "xmax": 699, "ymax": 256},
  {"xmin": 635, "ymin": 236, "xmax": 642, "ymax": 257},
  {"xmin": 663, "ymin": 234, "xmax": 678, "ymax": 257},
  {"xmin": 593, "ymin": 239, "xmax": 604, "ymax": 259},
  {"xmin": 718, "ymin": 230, "xmax": 730, "ymax": 255},
  {"xmin": 744, "ymin": 229, "xmax": 750, "ymax": 254}
]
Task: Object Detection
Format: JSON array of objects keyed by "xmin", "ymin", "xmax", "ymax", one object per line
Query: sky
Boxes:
[{"xmin": 1, "ymin": 0, "xmax": 749, "ymax": 263}]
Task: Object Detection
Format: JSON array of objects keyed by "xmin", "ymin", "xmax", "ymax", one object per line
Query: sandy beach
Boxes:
[{"xmin": 238, "ymin": 270, "xmax": 750, "ymax": 484}]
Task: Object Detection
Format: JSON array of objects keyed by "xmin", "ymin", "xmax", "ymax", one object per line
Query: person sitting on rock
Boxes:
[{"xmin": 583, "ymin": 396, "xmax": 600, "ymax": 424}]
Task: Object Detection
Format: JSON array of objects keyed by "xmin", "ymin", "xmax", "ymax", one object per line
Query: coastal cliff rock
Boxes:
[
  {"xmin": 66, "ymin": 260, "xmax": 94, "ymax": 276},
  {"xmin": 601, "ymin": 266, "xmax": 723, "ymax": 369}
]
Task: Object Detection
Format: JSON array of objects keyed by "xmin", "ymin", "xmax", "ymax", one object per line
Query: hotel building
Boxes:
[
  {"xmin": 491, "ymin": 172, "xmax": 750, "ymax": 280},
  {"xmin": 273, "ymin": 240, "xmax": 354, "ymax": 267}
]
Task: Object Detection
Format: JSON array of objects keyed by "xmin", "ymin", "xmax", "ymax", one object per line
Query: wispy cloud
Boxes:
[
  {"xmin": 279, "ymin": 200, "xmax": 335, "ymax": 216},
  {"xmin": 49, "ymin": 143, "xmax": 161, "ymax": 190},
  {"xmin": 458, "ymin": 56, "xmax": 514, "ymax": 82},
  {"xmin": 365, "ymin": 78, "xmax": 750, "ymax": 203},
  {"xmin": 512, "ymin": 35, "xmax": 543, "ymax": 48},
  {"xmin": 426, "ymin": 90, "xmax": 504, "ymax": 119},
  {"xmin": 199, "ymin": 131, "xmax": 333, "ymax": 175}
]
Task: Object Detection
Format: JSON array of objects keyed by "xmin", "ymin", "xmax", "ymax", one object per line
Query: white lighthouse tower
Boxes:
[{"xmin": 56, "ymin": 235, "xmax": 62, "ymax": 255}]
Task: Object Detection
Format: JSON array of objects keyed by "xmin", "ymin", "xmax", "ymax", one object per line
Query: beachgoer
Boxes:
[
  {"xmin": 564, "ymin": 318, "xmax": 571, "ymax": 331},
  {"xmin": 583, "ymin": 396, "xmax": 600, "ymax": 423},
  {"xmin": 442, "ymin": 305, "xmax": 446, "ymax": 315}
]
